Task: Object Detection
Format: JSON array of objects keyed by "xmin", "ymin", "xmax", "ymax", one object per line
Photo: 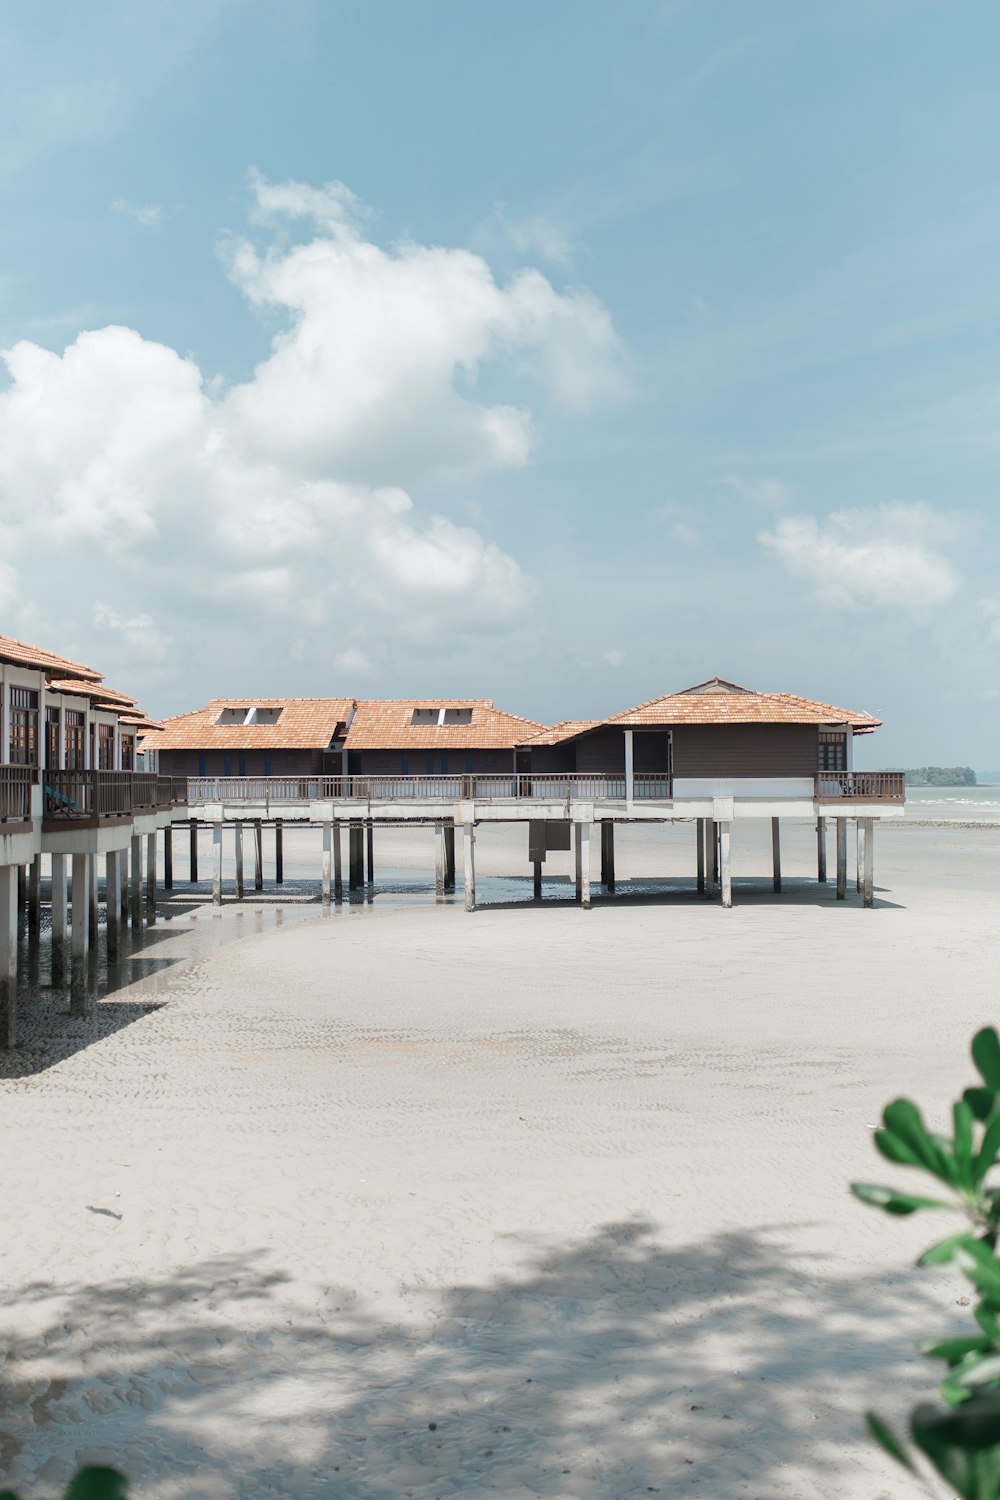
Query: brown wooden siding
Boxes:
[
  {"xmin": 160, "ymin": 748, "xmax": 324, "ymax": 775},
  {"xmin": 671, "ymin": 725, "xmax": 819, "ymax": 777},
  {"xmin": 528, "ymin": 745, "xmax": 577, "ymax": 774},
  {"xmin": 352, "ymin": 748, "xmax": 515, "ymax": 776},
  {"xmin": 574, "ymin": 729, "xmax": 625, "ymax": 774}
]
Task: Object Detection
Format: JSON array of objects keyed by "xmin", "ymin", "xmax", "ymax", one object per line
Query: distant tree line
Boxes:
[{"xmin": 904, "ymin": 767, "xmax": 977, "ymax": 787}]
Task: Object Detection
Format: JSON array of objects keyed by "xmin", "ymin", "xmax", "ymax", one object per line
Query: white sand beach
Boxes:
[{"xmin": 1, "ymin": 817, "xmax": 997, "ymax": 1498}]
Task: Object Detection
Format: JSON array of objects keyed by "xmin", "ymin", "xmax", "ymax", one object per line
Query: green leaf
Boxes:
[
  {"xmin": 64, "ymin": 1469, "xmax": 129, "ymax": 1500},
  {"xmin": 911, "ymin": 1398, "xmax": 1000, "ymax": 1497},
  {"xmin": 976, "ymin": 1304, "xmax": 1000, "ymax": 1343},
  {"xmin": 957, "ymin": 1100, "xmax": 976, "ymax": 1187},
  {"xmin": 866, "ymin": 1411, "xmax": 917, "ymax": 1472},
  {"xmin": 921, "ymin": 1334, "xmax": 991, "ymax": 1365},
  {"xmin": 921, "ymin": 1229, "xmax": 979, "ymax": 1265},
  {"xmin": 883, "ymin": 1099, "xmax": 957, "ymax": 1184},
  {"xmin": 957, "ymin": 1244, "xmax": 1000, "ymax": 1301},
  {"xmin": 955, "ymin": 1353, "xmax": 1000, "ymax": 1390},
  {"xmin": 965, "ymin": 1087, "xmax": 998, "ymax": 1122},
  {"xmin": 976, "ymin": 1114, "xmax": 1000, "ymax": 1187},
  {"xmin": 851, "ymin": 1182, "xmax": 952, "ymax": 1215},
  {"xmin": 875, "ymin": 1127, "xmax": 926, "ymax": 1168},
  {"xmin": 973, "ymin": 1029, "xmax": 1000, "ymax": 1091}
]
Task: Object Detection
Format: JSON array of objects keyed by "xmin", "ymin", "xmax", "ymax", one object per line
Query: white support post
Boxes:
[
  {"xmin": 212, "ymin": 820, "xmax": 223, "ymax": 907},
  {"xmin": 105, "ymin": 852, "xmax": 121, "ymax": 959},
  {"xmin": 696, "ymin": 818, "xmax": 705, "ymax": 894},
  {"xmin": 434, "ymin": 822, "xmax": 445, "ymax": 897},
  {"xmin": 130, "ymin": 833, "xmax": 142, "ymax": 928},
  {"xmin": 856, "ymin": 820, "xmax": 863, "ymax": 893},
  {"xmin": 27, "ymin": 854, "xmax": 41, "ymax": 938},
  {"xmin": 624, "ymin": 729, "xmax": 634, "ymax": 808},
  {"xmin": 817, "ymin": 816, "xmax": 827, "ymax": 884},
  {"xmin": 71, "ymin": 852, "xmax": 90, "ymax": 967},
  {"xmin": 146, "ymin": 832, "xmax": 157, "ymax": 924},
  {"xmin": 90, "ymin": 852, "xmax": 100, "ymax": 944},
  {"xmin": 836, "ymin": 818, "xmax": 847, "ymax": 900},
  {"xmin": 771, "ymin": 817, "xmax": 781, "ymax": 894},
  {"xmin": 118, "ymin": 850, "xmax": 128, "ymax": 925},
  {"xmin": 234, "ymin": 822, "xmax": 244, "ymax": 900},
  {"xmin": 333, "ymin": 818, "xmax": 342, "ymax": 899},
  {"xmin": 719, "ymin": 821, "xmax": 732, "ymax": 909},
  {"xmin": 580, "ymin": 822, "xmax": 591, "ymax": 909},
  {"xmin": 51, "ymin": 853, "xmax": 67, "ymax": 981},
  {"xmin": 863, "ymin": 818, "xmax": 874, "ymax": 908},
  {"xmin": 463, "ymin": 822, "xmax": 476, "ymax": 912},
  {"xmin": 0, "ymin": 865, "xmax": 17, "ymax": 1048},
  {"xmin": 321, "ymin": 822, "xmax": 332, "ymax": 906},
  {"xmin": 574, "ymin": 822, "xmax": 583, "ymax": 901},
  {"xmin": 706, "ymin": 817, "xmax": 717, "ymax": 896}
]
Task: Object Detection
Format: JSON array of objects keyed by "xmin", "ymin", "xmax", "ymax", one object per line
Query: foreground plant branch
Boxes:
[{"xmin": 852, "ymin": 1026, "xmax": 1000, "ymax": 1498}]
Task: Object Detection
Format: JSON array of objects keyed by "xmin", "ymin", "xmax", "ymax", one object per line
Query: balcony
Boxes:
[
  {"xmin": 814, "ymin": 771, "xmax": 905, "ymax": 802},
  {"xmin": 182, "ymin": 772, "xmax": 674, "ymax": 807},
  {"xmin": 43, "ymin": 770, "xmax": 178, "ymax": 826},
  {"xmin": 0, "ymin": 765, "xmax": 35, "ymax": 823}
]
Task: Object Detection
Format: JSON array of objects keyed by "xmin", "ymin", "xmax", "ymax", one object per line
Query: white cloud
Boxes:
[
  {"xmin": 93, "ymin": 602, "xmax": 170, "ymax": 663},
  {"xmin": 0, "ymin": 173, "xmax": 623, "ymax": 698},
  {"xmin": 978, "ymin": 599, "xmax": 1000, "ymax": 641},
  {"xmin": 476, "ymin": 206, "xmax": 575, "ymax": 269},
  {"xmin": 112, "ymin": 197, "xmax": 162, "ymax": 228},
  {"xmin": 726, "ymin": 473, "xmax": 793, "ymax": 508},
  {"xmin": 759, "ymin": 503, "xmax": 959, "ymax": 609},
  {"xmin": 602, "ymin": 648, "xmax": 626, "ymax": 668}
]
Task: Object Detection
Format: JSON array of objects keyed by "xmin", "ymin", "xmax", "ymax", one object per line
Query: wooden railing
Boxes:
[
  {"xmin": 0, "ymin": 765, "xmax": 35, "ymax": 822},
  {"xmin": 815, "ymin": 771, "xmax": 906, "ymax": 802},
  {"xmin": 43, "ymin": 770, "xmax": 176, "ymax": 820},
  {"xmin": 182, "ymin": 773, "xmax": 675, "ymax": 806}
]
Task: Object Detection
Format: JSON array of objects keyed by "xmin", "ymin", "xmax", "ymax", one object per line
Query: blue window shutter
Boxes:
[
  {"xmin": 198, "ymin": 755, "xmax": 206, "ymax": 777},
  {"xmin": 465, "ymin": 753, "xmax": 474, "ymax": 774},
  {"xmin": 264, "ymin": 756, "xmax": 272, "ymax": 776},
  {"xmin": 441, "ymin": 753, "xmax": 449, "ymax": 774},
  {"xmin": 238, "ymin": 756, "xmax": 246, "ymax": 776},
  {"xmin": 426, "ymin": 755, "xmax": 434, "ymax": 775},
  {"xmin": 401, "ymin": 754, "xmax": 409, "ymax": 775},
  {"xmin": 224, "ymin": 756, "xmax": 233, "ymax": 777}
]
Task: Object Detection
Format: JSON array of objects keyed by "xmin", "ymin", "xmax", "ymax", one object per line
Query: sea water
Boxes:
[{"xmin": 903, "ymin": 784, "xmax": 1000, "ymax": 821}]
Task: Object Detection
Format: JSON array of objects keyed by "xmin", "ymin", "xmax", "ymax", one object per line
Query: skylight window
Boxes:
[
  {"xmin": 411, "ymin": 707, "xmax": 473, "ymax": 726},
  {"xmin": 214, "ymin": 705, "xmax": 284, "ymax": 727}
]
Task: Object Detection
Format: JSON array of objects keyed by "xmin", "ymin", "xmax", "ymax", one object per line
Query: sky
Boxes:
[{"xmin": 1, "ymin": 0, "xmax": 999, "ymax": 766}]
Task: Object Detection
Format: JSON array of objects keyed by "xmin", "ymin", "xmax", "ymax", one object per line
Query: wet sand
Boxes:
[{"xmin": 1, "ymin": 818, "xmax": 997, "ymax": 1498}]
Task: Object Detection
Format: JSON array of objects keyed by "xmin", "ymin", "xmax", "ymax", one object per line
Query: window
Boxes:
[
  {"xmin": 465, "ymin": 753, "xmax": 474, "ymax": 773},
  {"xmin": 98, "ymin": 722, "xmax": 115, "ymax": 770},
  {"xmin": 412, "ymin": 708, "xmax": 440, "ymax": 725},
  {"xmin": 819, "ymin": 732, "xmax": 847, "ymax": 772},
  {"xmin": 224, "ymin": 756, "xmax": 233, "ymax": 777},
  {"xmin": 249, "ymin": 707, "xmax": 283, "ymax": 725},
  {"xmin": 411, "ymin": 706, "xmax": 474, "ymax": 726},
  {"xmin": 121, "ymin": 735, "xmax": 134, "ymax": 770},
  {"xmin": 45, "ymin": 706, "xmax": 60, "ymax": 770},
  {"xmin": 440, "ymin": 753, "xmax": 449, "ymax": 774},
  {"xmin": 215, "ymin": 706, "xmax": 251, "ymax": 725},
  {"xmin": 443, "ymin": 708, "xmax": 473, "ymax": 725},
  {"xmin": 65, "ymin": 710, "xmax": 85, "ymax": 770},
  {"xmin": 9, "ymin": 687, "xmax": 39, "ymax": 765}
]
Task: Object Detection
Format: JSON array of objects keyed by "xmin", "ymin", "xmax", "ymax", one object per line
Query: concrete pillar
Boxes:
[
  {"xmin": 275, "ymin": 819, "xmax": 284, "ymax": 885},
  {"xmin": 254, "ymin": 821, "xmax": 263, "ymax": 890},
  {"xmin": 27, "ymin": 855, "xmax": 41, "ymax": 938},
  {"xmin": 836, "ymin": 817, "xmax": 847, "ymax": 900},
  {"xmin": 118, "ymin": 849, "xmax": 127, "ymax": 926},
  {"xmin": 212, "ymin": 821, "xmax": 223, "ymax": 907},
  {"xmin": 862, "ymin": 817, "xmax": 874, "ymax": 908},
  {"xmin": 696, "ymin": 818, "xmax": 705, "ymax": 894},
  {"xmin": 624, "ymin": 729, "xmax": 634, "ymax": 806},
  {"xmin": 189, "ymin": 817, "xmax": 198, "ymax": 883},
  {"xmin": 719, "ymin": 821, "xmax": 732, "ymax": 909},
  {"xmin": 434, "ymin": 822, "xmax": 445, "ymax": 897},
  {"xmin": 444, "ymin": 825, "xmax": 456, "ymax": 892},
  {"xmin": 579, "ymin": 822, "xmax": 591, "ymax": 909},
  {"xmin": 321, "ymin": 822, "xmax": 332, "ymax": 906},
  {"xmin": 146, "ymin": 832, "xmax": 157, "ymax": 922},
  {"xmin": 333, "ymin": 819, "xmax": 342, "ymax": 899},
  {"xmin": 234, "ymin": 822, "xmax": 244, "ymax": 900},
  {"xmin": 51, "ymin": 853, "xmax": 67, "ymax": 982},
  {"xmin": 93, "ymin": 853, "xmax": 103, "ymax": 942},
  {"xmin": 574, "ymin": 823, "xmax": 583, "ymax": 900},
  {"xmin": 105, "ymin": 852, "xmax": 121, "ymax": 960},
  {"xmin": 706, "ymin": 817, "xmax": 717, "ymax": 896},
  {"xmin": 0, "ymin": 865, "xmax": 17, "ymax": 1048},
  {"xmin": 164, "ymin": 825, "xmax": 173, "ymax": 890},
  {"xmin": 856, "ymin": 820, "xmax": 863, "ymax": 893},
  {"xmin": 817, "ymin": 816, "xmax": 827, "ymax": 884},
  {"xmin": 366, "ymin": 820, "xmax": 374, "ymax": 887},
  {"xmin": 71, "ymin": 851, "xmax": 89, "ymax": 967},
  {"xmin": 601, "ymin": 821, "xmax": 616, "ymax": 892},
  {"xmin": 771, "ymin": 818, "xmax": 781, "ymax": 894},
  {"xmin": 130, "ymin": 833, "xmax": 142, "ymax": 928},
  {"xmin": 349, "ymin": 821, "xmax": 363, "ymax": 891},
  {"xmin": 16, "ymin": 864, "xmax": 26, "ymax": 937},
  {"xmin": 463, "ymin": 822, "xmax": 476, "ymax": 912},
  {"xmin": 533, "ymin": 860, "xmax": 542, "ymax": 899}
]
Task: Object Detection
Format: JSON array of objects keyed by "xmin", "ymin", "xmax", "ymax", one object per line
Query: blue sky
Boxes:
[{"xmin": 1, "ymin": 0, "xmax": 999, "ymax": 765}]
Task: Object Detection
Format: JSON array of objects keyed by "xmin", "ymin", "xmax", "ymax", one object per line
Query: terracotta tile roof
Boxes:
[
  {"xmin": 48, "ymin": 678, "xmax": 137, "ymax": 707},
  {"xmin": 605, "ymin": 677, "xmax": 881, "ymax": 732},
  {"xmin": 345, "ymin": 699, "xmax": 543, "ymax": 750},
  {"xmin": 122, "ymin": 716, "xmax": 164, "ymax": 733},
  {"xmin": 0, "ymin": 633, "xmax": 103, "ymax": 681},
  {"xmin": 155, "ymin": 699, "xmax": 355, "ymax": 751},
  {"xmin": 518, "ymin": 719, "xmax": 601, "ymax": 747}
]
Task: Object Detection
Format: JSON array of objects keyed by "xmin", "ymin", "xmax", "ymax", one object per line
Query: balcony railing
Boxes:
[
  {"xmin": 182, "ymin": 773, "xmax": 674, "ymax": 806},
  {"xmin": 815, "ymin": 771, "xmax": 905, "ymax": 802},
  {"xmin": 43, "ymin": 771, "xmax": 177, "ymax": 821},
  {"xmin": 0, "ymin": 765, "xmax": 35, "ymax": 823}
]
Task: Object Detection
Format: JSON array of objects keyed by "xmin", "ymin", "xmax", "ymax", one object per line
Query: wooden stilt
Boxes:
[
  {"xmin": 164, "ymin": 825, "xmax": 173, "ymax": 890},
  {"xmin": 321, "ymin": 823, "xmax": 332, "ymax": 906},
  {"xmin": 817, "ymin": 816, "xmax": 827, "ymax": 884},
  {"xmin": 212, "ymin": 822, "xmax": 223, "ymax": 907},
  {"xmin": 27, "ymin": 855, "xmax": 41, "ymax": 938},
  {"xmin": 105, "ymin": 852, "xmax": 121, "ymax": 960},
  {"xmin": 366, "ymin": 819, "xmax": 374, "ymax": 887},
  {"xmin": 333, "ymin": 819, "xmax": 342, "ymax": 899},
  {"xmin": 696, "ymin": 818, "xmax": 705, "ymax": 894},
  {"xmin": 254, "ymin": 821, "xmax": 263, "ymax": 890},
  {"xmin": 16, "ymin": 864, "xmax": 26, "ymax": 937},
  {"xmin": 434, "ymin": 822, "xmax": 445, "ymax": 897},
  {"xmin": 51, "ymin": 853, "xmax": 67, "ymax": 982},
  {"xmin": 275, "ymin": 819, "xmax": 284, "ymax": 884},
  {"xmin": 533, "ymin": 860, "xmax": 542, "ymax": 899},
  {"xmin": 130, "ymin": 834, "xmax": 142, "ymax": 929},
  {"xmin": 706, "ymin": 817, "xmax": 717, "ymax": 896},
  {"xmin": 349, "ymin": 821, "xmax": 363, "ymax": 890},
  {"xmin": 146, "ymin": 832, "xmax": 157, "ymax": 923},
  {"xmin": 463, "ymin": 822, "xmax": 476, "ymax": 912},
  {"xmin": 71, "ymin": 851, "xmax": 89, "ymax": 975},
  {"xmin": 189, "ymin": 817, "xmax": 198, "ymax": 883},
  {"xmin": 444, "ymin": 825, "xmax": 456, "ymax": 892},
  {"xmin": 601, "ymin": 821, "xmax": 616, "ymax": 892},
  {"xmin": 580, "ymin": 822, "xmax": 591, "ymax": 909},
  {"xmin": 574, "ymin": 823, "xmax": 583, "ymax": 901},
  {"xmin": 0, "ymin": 865, "xmax": 17, "ymax": 1048},
  {"xmin": 856, "ymin": 821, "xmax": 863, "ymax": 893},
  {"xmin": 771, "ymin": 817, "xmax": 781, "ymax": 894}
]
